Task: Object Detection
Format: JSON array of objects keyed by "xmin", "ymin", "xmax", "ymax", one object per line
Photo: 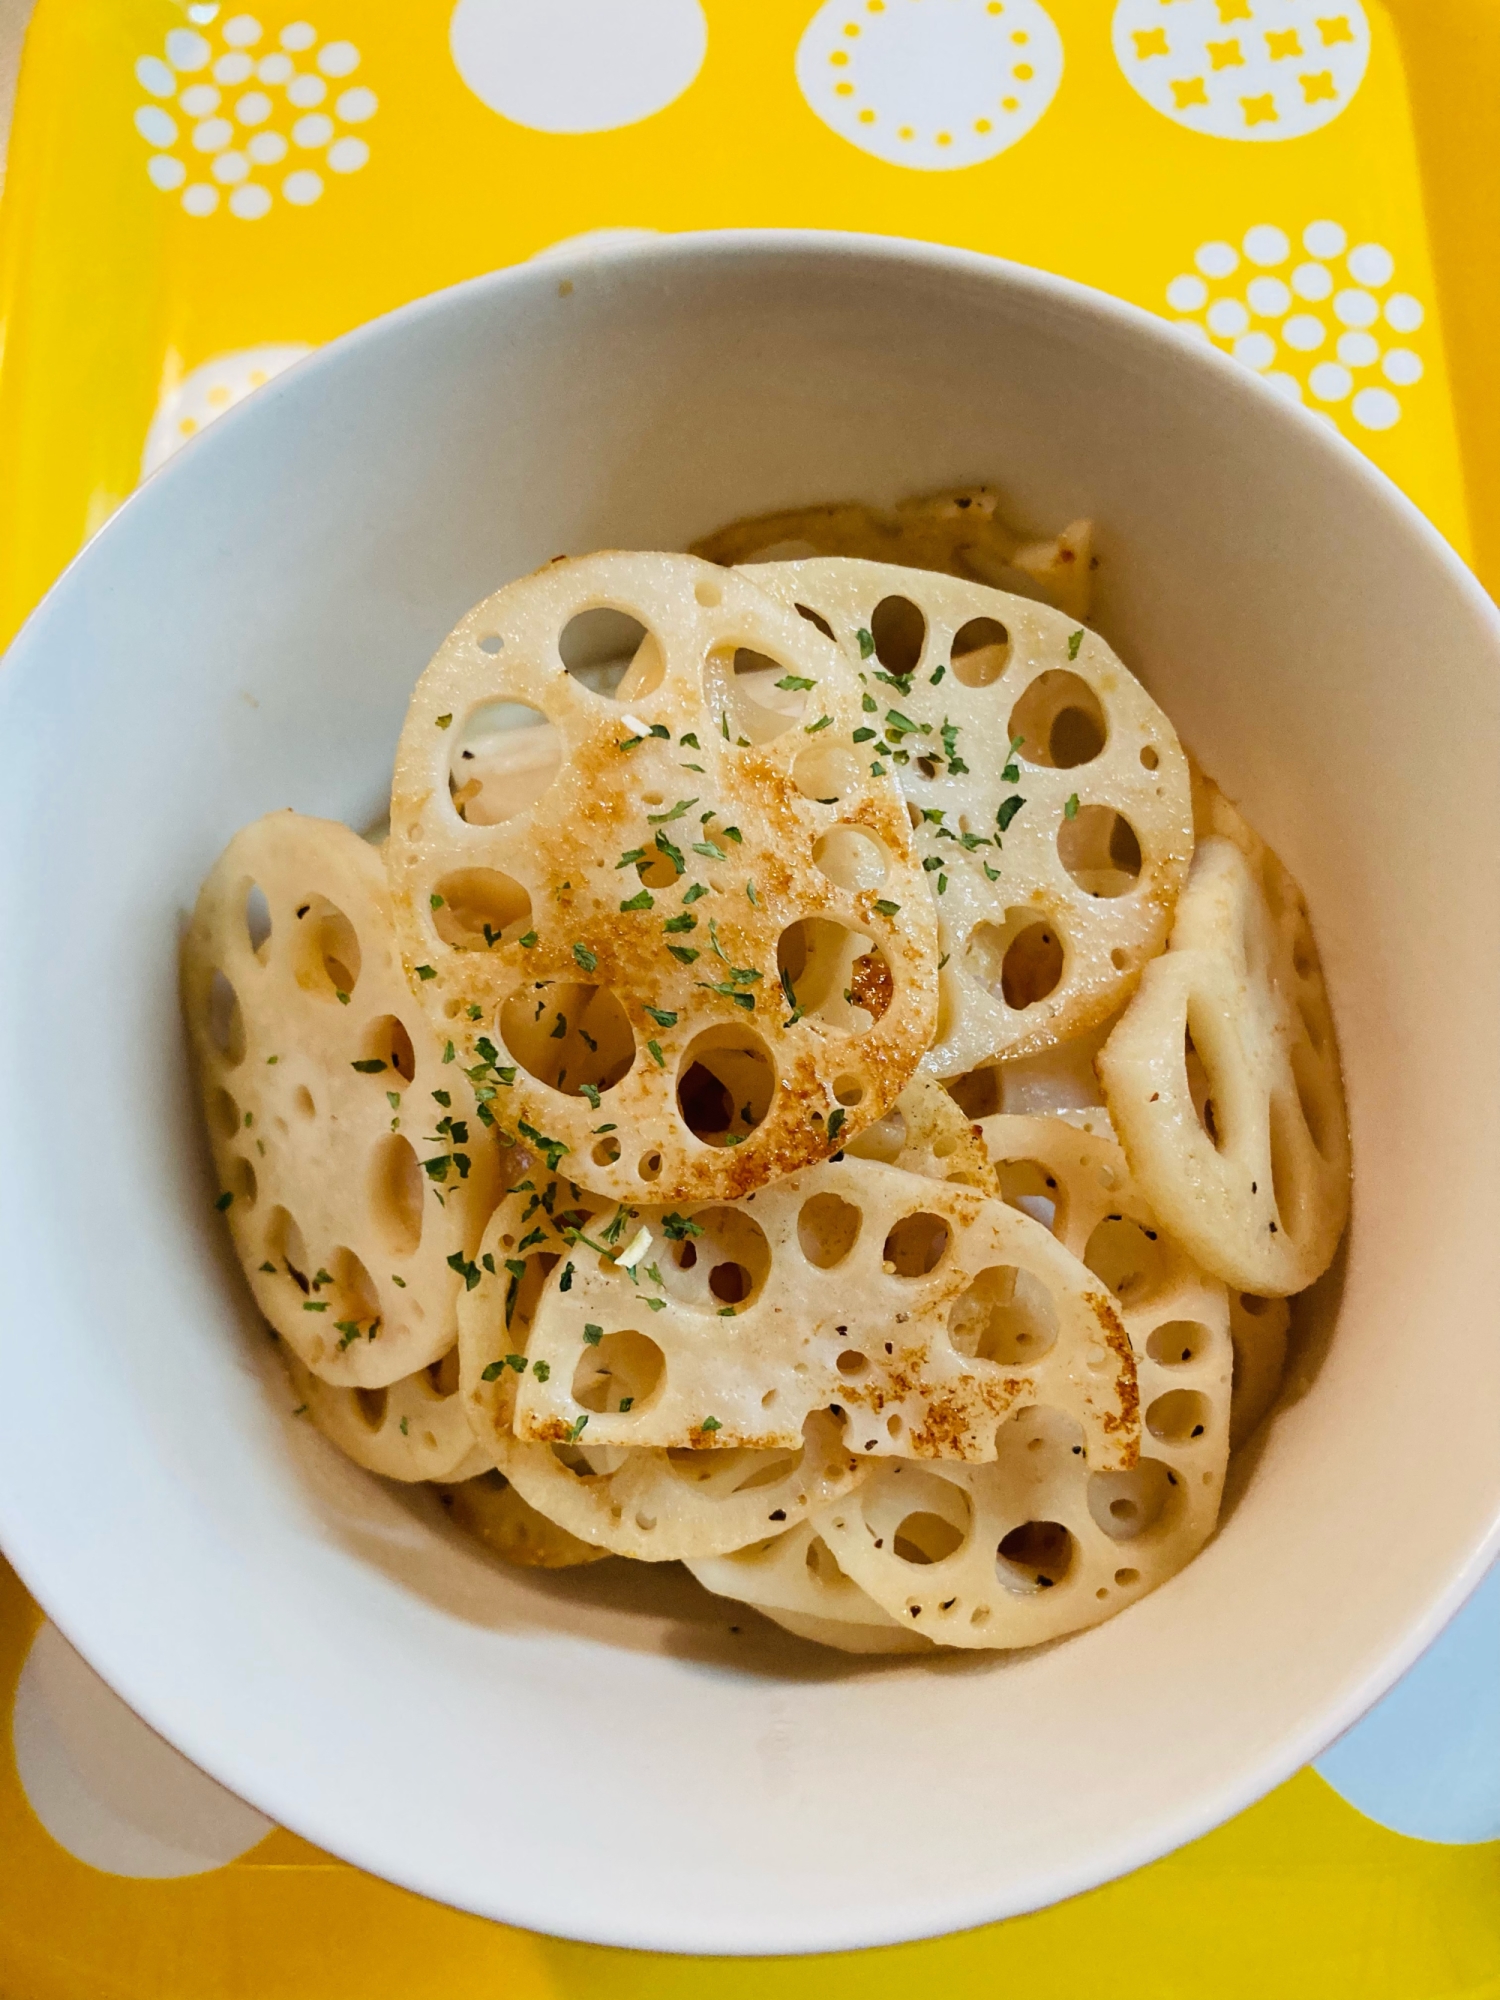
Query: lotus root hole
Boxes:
[
  {"xmin": 293, "ymin": 1086, "xmax": 315, "ymax": 1120},
  {"xmin": 1239, "ymin": 1293, "xmax": 1271, "ymax": 1318},
  {"xmin": 268, "ymin": 1208, "xmax": 310, "ymax": 1292},
  {"xmin": 792, "ymin": 740, "xmax": 861, "ymax": 805},
  {"xmin": 592, "ymin": 1135, "xmax": 622, "ymax": 1167},
  {"xmin": 501, "ymin": 983, "xmax": 635, "ymax": 1099},
  {"xmin": 362, "ymin": 1016, "xmax": 416, "ymax": 1084},
  {"xmin": 882, "ymin": 1211, "xmax": 951, "ymax": 1278},
  {"xmin": 1088, "ymin": 1460, "xmax": 1174, "ymax": 1541},
  {"xmin": 354, "ymin": 1387, "xmax": 387, "ymax": 1432},
  {"xmin": 572, "ymin": 1330, "xmax": 666, "ymax": 1414},
  {"xmin": 449, "ymin": 700, "xmax": 561, "ymax": 825},
  {"xmin": 1084, "ymin": 1215, "xmax": 1167, "ymax": 1307},
  {"xmin": 659, "ymin": 1207, "xmax": 771, "ymax": 1311},
  {"xmin": 695, "ymin": 578, "xmax": 723, "ymax": 609},
  {"xmin": 945, "ymin": 1067, "xmax": 1001, "ymax": 1120},
  {"xmin": 794, "ymin": 601, "xmax": 835, "ymax": 640},
  {"xmin": 1008, "ymin": 670, "xmax": 1107, "ymax": 768},
  {"xmin": 1058, "ymin": 806, "xmax": 1142, "ymax": 899},
  {"xmin": 1115, "ymin": 1566, "xmax": 1141, "ymax": 1586},
  {"xmin": 997, "ymin": 1158, "xmax": 1062, "ymax": 1234},
  {"xmin": 426, "ymin": 1350, "xmax": 460, "ymax": 1396},
  {"xmin": 431, "ymin": 868, "xmax": 532, "ymax": 950},
  {"xmin": 950, "ymin": 616, "xmax": 1010, "ymax": 687},
  {"xmin": 728, "ymin": 646, "xmax": 813, "ymax": 742},
  {"xmin": 370, "ymin": 1133, "xmax": 424, "ymax": 1258},
  {"xmin": 1146, "ymin": 1390, "xmax": 1212, "ymax": 1444},
  {"xmin": 1140, "ymin": 744, "xmax": 1160, "ymax": 771},
  {"xmin": 949, "ymin": 1264, "xmax": 1059, "ymax": 1364},
  {"xmin": 231, "ymin": 1156, "xmax": 257, "ymax": 1207},
  {"xmin": 811, "ymin": 823, "xmax": 888, "ymax": 893},
  {"xmin": 965, "ymin": 913, "xmax": 1065, "ymax": 1012},
  {"xmin": 835, "ymin": 1348, "xmax": 870, "ymax": 1379},
  {"xmin": 676, "ymin": 1026, "xmax": 776, "ymax": 1147},
  {"xmin": 211, "ymin": 1088, "xmax": 240, "ymax": 1140},
  {"xmin": 558, "ymin": 607, "xmax": 663, "ymax": 699},
  {"xmin": 208, "ymin": 970, "xmax": 246, "ymax": 1065},
  {"xmin": 871, "ymin": 594, "xmax": 926, "ymax": 676},
  {"xmin": 245, "ymin": 883, "xmax": 272, "ymax": 960},
  {"xmin": 293, "ymin": 897, "xmax": 361, "ymax": 1000},
  {"xmin": 797, "ymin": 1191, "xmax": 862, "ymax": 1269},
  {"xmin": 1147, "ymin": 1320, "xmax": 1212, "ymax": 1367},
  {"xmin": 777, "ymin": 918, "xmax": 891, "ymax": 1033},
  {"xmin": 638, "ymin": 1151, "xmax": 663, "ymax": 1183},
  {"xmin": 331, "ymin": 1248, "xmax": 381, "ymax": 1329},
  {"xmin": 1184, "ymin": 1027, "xmax": 1221, "ymax": 1148},
  {"xmin": 996, "ymin": 1519, "xmax": 1075, "ymax": 1592}
]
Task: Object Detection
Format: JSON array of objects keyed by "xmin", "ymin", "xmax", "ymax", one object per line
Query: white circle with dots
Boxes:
[{"xmin": 795, "ymin": 0, "xmax": 1064, "ymax": 172}]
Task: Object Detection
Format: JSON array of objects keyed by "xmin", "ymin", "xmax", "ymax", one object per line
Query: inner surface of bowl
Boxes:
[{"xmin": 0, "ymin": 233, "xmax": 1496, "ymax": 1955}]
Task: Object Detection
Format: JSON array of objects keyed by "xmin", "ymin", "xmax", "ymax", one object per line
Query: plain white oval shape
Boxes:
[
  {"xmin": 178, "ymin": 81, "xmax": 220, "ymax": 116},
  {"xmin": 280, "ymin": 20, "xmax": 316, "ymax": 50},
  {"xmin": 286, "ymin": 72, "xmax": 327, "ymax": 107},
  {"xmin": 1353, "ymin": 385, "xmax": 1402, "ymax": 430},
  {"xmin": 1334, "ymin": 288, "xmax": 1379, "ymax": 329},
  {"xmin": 1291, "ymin": 261, "xmax": 1333, "ymax": 302},
  {"xmin": 192, "ymin": 116, "xmax": 233, "ymax": 153},
  {"xmin": 222, "ymin": 13, "xmax": 263, "ymax": 47},
  {"xmin": 1263, "ymin": 369, "xmax": 1303, "ymax": 401},
  {"xmin": 146, "ymin": 153, "xmax": 187, "ymax": 190},
  {"xmin": 257, "ymin": 50, "xmax": 293, "ymax": 83},
  {"xmin": 1165, "ymin": 274, "xmax": 1207, "ymax": 313},
  {"xmin": 1309, "ymin": 361, "xmax": 1353, "ymax": 402},
  {"xmin": 1385, "ymin": 292, "xmax": 1425, "ymax": 333},
  {"xmin": 1304, "ymin": 219, "xmax": 1347, "ymax": 258},
  {"xmin": 327, "ymin": 136, "xmax": 370, "ymax": 173},
  {"xmin": 1206, "ymin": 297, "xmax": 1249, "ymax": 338},
  {"xmin": 247, "ymin": 129, "xmax": 287, "ymax": 164},
  {"xmin": 317, "ymin": 39, "xmax": 361, "ymax": 76},
  {"xmin": 1195, "ymin": 240, "xmax": 1238, "ymax": 279},
  {"xmin": 1233, "ymin": 331, "xmax": 1275, "ymax": 371},
  {"xmin": 0, "ymin": 234, "xmax": 1496, "ymax": 1960},
  {"xmin": 282, "ymin": 168, "xmax": 323, "ymax": 205},
  {"xmin": 292, "ymin": 112, "xmax": 334, "ymax": 148},
  {"xmin": 13, "ymin": 1623, "xmax": 272, "ymax": 1877},
  {"xmin": 214, "ymin": 51, "xmax": 254, "ymax": 84},
  {"xmin": 211, "ymin": 148, "xmax": 250, "ymax": 184},
  {"xmin": 229, "ymin": 181, "xmax": 274, "ymax": 219},
  {"xmin": 180, "ymin": 181, "xmax": 218, "ymax": 214},
  {"xmin": 1348, "ymin": 242, "xmax": 1395, "ymax": 288},
  {"xmin": 1242, "ymin": 225, "xmax": 1289, "ymax": 267},
  {"xmin": 450, "ymin": 0, "xmax": 707, "ymax": 135},
  {"xmin": 136, "ymin": 54, "xmax": 176, "ymax": 97},
  {"xmin": 236, "ymin": 89, "xmax": 273, "ymax": 125},
  {"xmin": 1282, "ymin": 312, "xmax": 1326, "ymax": 352},
  {"xmin": 1337, "ymin": 330, "xmax": 1380, "ymax": 368},
  {"xmin": 134, "ymin": 105, "xmax": 178, "ymax": 147},
  {"xmin": 164, "ymin": 27, "xmax": 211, "ymax": 71},
  {"xmin": 1383, "ymin": 348, "xmax": 1423, "ymax": 387},
  {"xmin": 336, "ymin": 85, "xmax": 378, "ymax": 121},
  {"xmin": 1247, "ymin": 276, "xmax": 1290, "ymax": 318}
]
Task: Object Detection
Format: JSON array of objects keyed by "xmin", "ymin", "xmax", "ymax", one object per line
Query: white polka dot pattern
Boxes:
[
  {"xmin": 131, "ymin": 11, "xmax": 375, "ymax": 216},
  {"xmin": 1163, "ymin": 222, "xmax": 1427, "ymax": 438}
]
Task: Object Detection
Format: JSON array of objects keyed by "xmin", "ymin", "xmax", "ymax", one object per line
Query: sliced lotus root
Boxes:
[
  {"xmin": 1228, "ymin": 1290, "xmax": 1292, "ymax": 1448},
  {"xmin": 1097, "ymin": 832, "xmax": 1350, "ymax": 1295},
  {"xmin": 183, "ymin": 813, "xmax": 502, "ymax": 1388},
  {"xmin": 454, "ymin": 1174, "xmax": 869, "ymax": 1561},
  {"xmin": 438, "ymin": 1468, "xmax": 606, "ymax": 1569},
  {"xmin": 980, "ymin": 1112, "xmax": 1231, "ymax": 1503},
  {"xmin": 283, "ymin": 1350, "xmax": 489, "ymax": 1483},
  {"xmin": 691, "ymin": 488, "xmax": 1096, "ymax": 620},
  {"xmin": 843, "ymin": 1072, "xmax": 1000, "ymax": 1197},
  {"xmin": 385, "ymin": 551, "xmax": 937, "ymax": 1207},
  {"xmin": 503, "ymin": 1158, "xmax": 1137, "ymax": 1464},
  {"xmin": 491, "ymin": 1412, "xmax": 867, "ymax": 1565},
  {"xmin": 689, "ymin": 1522, "xmax": 937, "ymax": 1656},
  {"xmin": 745, "ymin": 560, "xmax": 1193, "ymax": 1076}
]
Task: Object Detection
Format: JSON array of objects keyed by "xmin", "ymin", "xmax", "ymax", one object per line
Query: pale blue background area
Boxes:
[{"xmin": 1315, "ymin": 1560, "xmax": 1500, "ymax": 1844}]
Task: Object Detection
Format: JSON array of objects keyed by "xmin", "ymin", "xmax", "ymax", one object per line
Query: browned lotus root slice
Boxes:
[
  {"xmin": 691, "ymin": 489, "xmax": 1096, "ymax": 619},
  {"xmin": 1228, "ymin": 1290, "xmax": 1292, "ymax": 1448},
  {"xmin": 491, "ymin": 1412, "xmax": 866, "ymax": 1564},
  {"xmin": 689, "ymin": 1522, "xmax": 937, "ymax": 1655},
  {"xmin": 505, "ymin": 1158, "xmax": 1137, "ymax": 1464},
  {"xmin": 386, "ymin": 552, "xmax": 936, "ymax": 1206},
  {"xmin": 183, "ymin": 813, "xmax": 501, "ymax": 1388},
  {"xmin": 439, "ymin": 1467, "xmax": 606, "ymax": 1569},
  {"xmin": 1097, "ymin": 833, "xmax": 1350, "ymax": 1295},
  {"xmin": 283, "ymin": 1350, "xmax": 488, "ymax": 1483},
  {"xmin": 745, "ymin": 560, "xmax": 1193, "ymax": 1075},
  {"xmin": 844, "ymin": 1072, "xmax": 1000, "ymax": 1197}
]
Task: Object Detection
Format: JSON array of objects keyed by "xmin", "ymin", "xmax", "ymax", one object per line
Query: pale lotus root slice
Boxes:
[
  {"xmin": 492, "ymin": 1411, "xmax": 867, "ymax": 1565},
  {"xmin": 746, "ymin": 560, "xmax": 1193, "ymax": 1074},
  {"xmin": 980, "ymin": 1112, "xmax": 1231, "ymax": 1519},
  {"xmin": 283, "ymin": 1350, "xmax": 489, "ymax": 1484},
  {"xmin": 455, "ymin": 1177, "xmax": 869, "ymax": 1562},
  {"xmin": 1097, "ymin": 834, "xmax": 1351, "ymax": 1295},
  {"xmin": 1228, "ymin": 1290, "xmax": 1292, "ymax": 1448},
  {"xmin": 509, "ymin": 1158, "xmax": 1138, "ymax": 1465},
  {"xmin": 691, "ymin": 488, "xmax": 1096, "ymax": 619},
  {"xmin": 182, "ymin": 813, "xmax": 502, "ymax": 1388},
  {"xmin": 689, "ymin": 1522, "xmax": 937, "ymax": 1656},
  {"xmin": 843, "ymin": 1072, "xmax": 1001, "ymax": 1198},
  {"xmin": 438, "ymin": 1468, "xmax": 607, "ymax": 1570},
  {"xmin": 385, "ymin": 551, "xmax": 937, "ymax": 1207}
]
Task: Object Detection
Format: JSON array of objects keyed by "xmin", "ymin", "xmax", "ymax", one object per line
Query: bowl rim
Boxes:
[{"xmin": 3, "ymin": 225, "xmax": 1499, "ymax": 1955}]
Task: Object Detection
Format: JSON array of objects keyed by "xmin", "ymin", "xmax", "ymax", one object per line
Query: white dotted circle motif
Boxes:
[
  {"xmin": 1164, "ymin": 222, "xmax": 1427, "ymax": 437},
  {"xmin": 1112, "ymin": 0, "xmax": 1369, "ymax": 142},
  {"xmin": 131, "ymin": 11, "xmax": 375, "ymax": 217},
  {"xmin": 142, "ymin": 343, "xmax": 314, "ymax": 477},
  {"xmin": 450, "ymin": 0, "xmax": 707, "ymax": 134},
  {"xmin": 12, "ymin": 1623, "xmax": 272, "ymax": 1877},
  {"xmin": 795, "ymin": 0, "xmax": 1064, "ymax": 172}
]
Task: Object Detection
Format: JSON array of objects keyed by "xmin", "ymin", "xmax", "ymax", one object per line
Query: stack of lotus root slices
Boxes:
[{"xmin": 185, "ymin": 495, "xmax": 1350, "ymax": 1654}]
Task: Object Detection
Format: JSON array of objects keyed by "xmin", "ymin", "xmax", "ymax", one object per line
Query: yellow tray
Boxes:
[{"xmin": 1, "ymin": 2, "xmax": 1498, "ymax": 1991}]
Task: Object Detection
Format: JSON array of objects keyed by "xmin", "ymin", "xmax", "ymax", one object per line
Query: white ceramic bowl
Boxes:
[{"xmin": 0, "ymin": 233, "xmax": 1496, "ymax": 1956}]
